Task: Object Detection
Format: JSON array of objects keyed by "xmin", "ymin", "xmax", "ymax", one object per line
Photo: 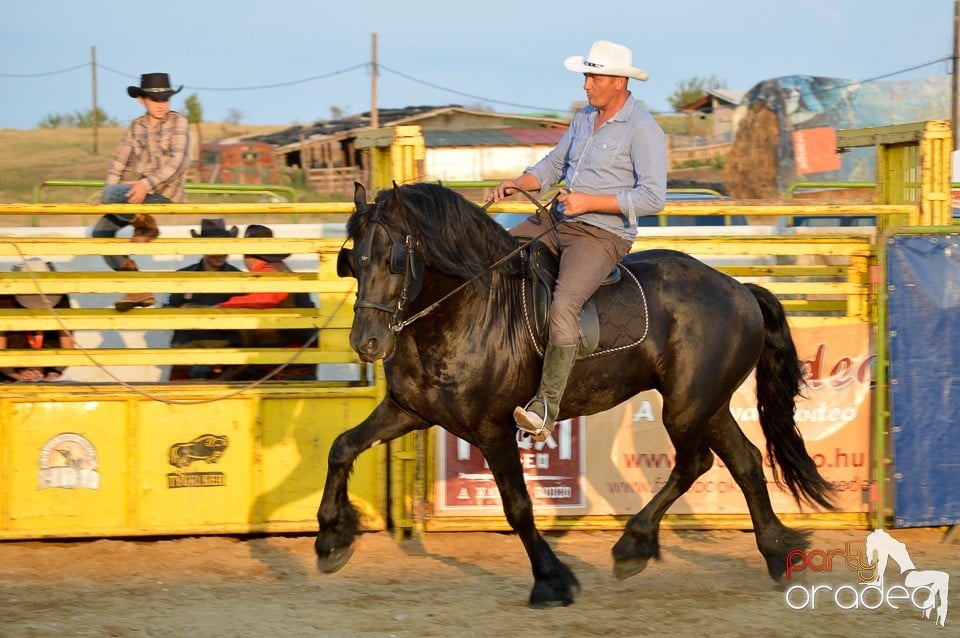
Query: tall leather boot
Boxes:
[
  {"xmin": 514, "ymin": 342, "xmax": 578, "ymax": 442},
  {"xmin": 114, "ymin": 215, "xmax": 159, "ymax": 312}
]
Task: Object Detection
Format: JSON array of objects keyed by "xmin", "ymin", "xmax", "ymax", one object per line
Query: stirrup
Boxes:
[{"xmin": 513, "ymin": 397, "xmax": 555, "ymax": 442}]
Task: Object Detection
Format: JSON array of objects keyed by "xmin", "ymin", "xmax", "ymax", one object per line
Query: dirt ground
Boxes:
[{"xmin": 0, "ymin": 526, "xmax": 955, "ymax": 637}]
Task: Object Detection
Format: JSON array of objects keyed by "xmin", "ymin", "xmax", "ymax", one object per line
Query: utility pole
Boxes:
[
  {"xmin": 91, "ymin": 45, "xmax": 99, "ymax": 155},
  {"xmin": 953, "ymin": 2, "xmax": 959, "ymax": 149},
  {"xmin": 371, "ymin": 33, "xmax": 379, "ymax": 129}
]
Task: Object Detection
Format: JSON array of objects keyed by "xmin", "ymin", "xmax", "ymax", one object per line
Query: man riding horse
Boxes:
[{"xmin": 489, "ymin": 40, "xmax": 667, "ymax": 442}]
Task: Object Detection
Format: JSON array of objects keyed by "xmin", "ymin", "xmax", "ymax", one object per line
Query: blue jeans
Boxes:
[{"xmin": 95, "ymin": 185, "xmax": 170, "ymax": 270}]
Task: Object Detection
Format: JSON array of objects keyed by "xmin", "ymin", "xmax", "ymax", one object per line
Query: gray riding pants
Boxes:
[
  {"xmin": 94, "ymin": 184, "xmax": 170, "ymax": 270},
  {"xmin": 510, "ymin": 217, "xmax": 632, "ymax": 347}
]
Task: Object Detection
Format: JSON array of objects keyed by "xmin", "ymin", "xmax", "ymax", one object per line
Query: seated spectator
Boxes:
[
  {"xmin": 216, "ymin": 224, "xmax": 318, "ymax": 381},
  {"xmin": 165, "ymin": 219, "xmax": 244, "ymax": 381},
  {"xmin": 0, "ymin": 259, "xmax": 74, "ymax": 382},
  {"xmin": 94, "ymin": 72, "xmax": 188, "ymax": 312}
]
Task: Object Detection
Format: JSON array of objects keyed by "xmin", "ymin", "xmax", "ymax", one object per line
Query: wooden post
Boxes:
[
  {"xmin": 91, "ymin": 46, "xmax": 99, "ymax": 155},
  {"xmin": 953, "ymin": 1, "xmax": 959, "ymax": 149},
  {"xmin": 371, "ymin": 33, "xmax": 379, "ymax": 129}
]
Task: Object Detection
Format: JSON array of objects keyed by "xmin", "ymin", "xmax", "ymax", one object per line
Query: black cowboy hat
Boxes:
[
  {"xmin": 191, "ymin": 218, "xmax": 239, "ymax": 238},
  {"xmin": 244, "ymin": 224, "xmax": 289, "ymax": 262},
  {"xmin": 127, "ymin": 73, "xmax": 183, "ymax": 100}
]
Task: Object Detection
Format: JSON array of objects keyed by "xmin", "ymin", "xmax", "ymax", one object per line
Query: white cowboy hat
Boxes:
[
  {"xmin": 564, "ymin": 40, "xmax": 649, "ymax": 81},
  {"xmin": 12, "ymin": 258, "xmax": 64, "ymax": 309}
]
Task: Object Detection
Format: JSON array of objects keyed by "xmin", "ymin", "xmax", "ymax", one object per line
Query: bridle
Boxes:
[
  {"xmin": 337, "ymin": 202, "xmax": 423, "ymax": 332},
  {"xmin": 338, "ymin": 188, "xmax": 561, "ymax": 333}
]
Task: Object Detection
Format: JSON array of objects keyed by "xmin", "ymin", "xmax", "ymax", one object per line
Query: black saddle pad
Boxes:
[{"xmin": 522, "ymin": 241, "xmax": 648, "ymax": 358}]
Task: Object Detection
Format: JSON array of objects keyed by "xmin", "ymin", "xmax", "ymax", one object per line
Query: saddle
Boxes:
[{"xmin": 522, "ymin": 240, "xmax": 624, "ymax": 357}]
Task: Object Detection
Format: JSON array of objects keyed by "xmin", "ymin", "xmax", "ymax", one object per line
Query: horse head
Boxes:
[{"xmin": 338, "ymin": 182, "xmax": 425, "ymax": 361}]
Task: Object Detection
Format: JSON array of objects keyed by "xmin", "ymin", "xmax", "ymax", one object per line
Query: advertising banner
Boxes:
[{"xmin": 434, "ymin": 320, "xmax": 871, "ymax": 518}]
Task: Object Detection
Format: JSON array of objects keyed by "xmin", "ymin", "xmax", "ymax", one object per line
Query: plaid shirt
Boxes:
[{"xmin": 105, "ymin": 111, "xmax": 190, "ymax": 202}]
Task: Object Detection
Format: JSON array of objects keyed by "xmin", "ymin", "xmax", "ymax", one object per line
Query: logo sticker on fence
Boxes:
[
  {"xmin": 38, "ymin": 432, "xmax": 100, "ymax": 490},
  {"xmin": 785, "ymin": 529, "xmax": 949, "ymax": 628},
  {"xmin": 166, "ymin": 434, "xmax": 229, "ymax": 488}
]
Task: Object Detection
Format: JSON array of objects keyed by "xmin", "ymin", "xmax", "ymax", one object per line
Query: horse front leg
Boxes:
[
  {"xmin": 478, "ymin": 432, "xmax": 580, "ymax": 608},
  {"xmin": 315, "ymin": 399, "xmax": 427, "ymax": 573},
  {"xmin": 612, "ymin": 412, "xmax": 714, "ymax": 580}
]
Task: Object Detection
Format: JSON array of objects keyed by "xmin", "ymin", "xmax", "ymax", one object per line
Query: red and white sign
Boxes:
[{"xmin": 435, "ymin": 417, "xmax": 586, "ymax": 515}]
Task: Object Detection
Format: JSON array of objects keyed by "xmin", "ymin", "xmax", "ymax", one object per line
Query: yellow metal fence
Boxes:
[{"xmin": 0, "ymin": 198, "xmax": 912, "ymax": 539}]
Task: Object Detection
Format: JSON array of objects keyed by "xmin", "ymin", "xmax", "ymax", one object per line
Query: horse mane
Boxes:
[{"xmin": 348, "ymin": 182, "xmax": 522, "ymax": 280}]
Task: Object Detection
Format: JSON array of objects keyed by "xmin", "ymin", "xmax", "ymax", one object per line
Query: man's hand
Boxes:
[
  {"xmin": 489, "ymin": 180, "xmax": 521, "ymax": 203},
  {"xmin": 557, "ymin": 189, "xmax": 590, "ymax": 216},
  {"xmin": 7, "ymin": 367, "xmax": 44, "ymax": 381},
  {"xmin": 124, "ymin": 179, "xmax": 150, "ymax": 204},
  {"xmin": 488, "ymin": 173, "xmax": 541, "ymax": 203}
]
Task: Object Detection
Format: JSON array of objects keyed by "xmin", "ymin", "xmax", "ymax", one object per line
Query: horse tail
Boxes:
[{"xmin": 745, "ymin": 283, "xmax": 837, "ymax": 511}]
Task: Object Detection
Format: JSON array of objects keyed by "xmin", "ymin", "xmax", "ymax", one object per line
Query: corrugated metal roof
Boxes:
[
  {"xmin": 422, "ymin": 128, "xmax": 568, "ymax": 147},
  {"xmin": 709, "ymin": 88, "xmax": 747, "ymax": 105},
  {"xmin": 253, "ymin": 106, "xmax": 570, "ymax": 150},
  {"xmin": 502, "ymin": 127, "xmax": 567, "ymax": 145},
  {"xmin": 252, "ymin": 105, "xmax": 453, "ymax": 147},
  {"xmin": 422, "ymin": 129, "xmax": 517, "ymax": 146}
]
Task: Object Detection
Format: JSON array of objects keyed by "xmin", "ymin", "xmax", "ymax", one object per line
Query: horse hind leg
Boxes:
[
  {"xmin": 705, "ymin": 409, "xmax": 810, "ymax": 582},
  {"xmin": 612, "ymin": 429, "xmax": 714, "ymax": 580}
]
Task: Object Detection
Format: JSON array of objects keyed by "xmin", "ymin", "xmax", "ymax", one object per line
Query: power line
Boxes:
[
  {"xmin": 99, "ymin": 61, "xmax": 371, "ymax": 91},
  {"xmin": 377, "ymin": 64, "xmax": 564, "ymax": 113},
  {"xmin": 1, "ymin": 56, "xmax": 952, "ymax": 114},
  {"xmin": 0, "ymin": 63, "xmax": 89, "ymax": 78},
  {"xmin": 188, "ymin": 63, "xmax": 370, "ymax": 91}
]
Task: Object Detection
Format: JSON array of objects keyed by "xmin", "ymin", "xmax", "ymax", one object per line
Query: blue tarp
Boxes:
[
  {"xmin": 887, "ymin": 233, "xmax": 960, "ymax": 527},
  {"xmin": 744, "ymin": 74, "xmax": 951, "ymax": 191}
]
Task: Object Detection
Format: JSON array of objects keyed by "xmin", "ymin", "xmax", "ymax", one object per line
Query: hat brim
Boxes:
[
  {"xmin": 128, "ymin": 85, "xmax": 184, "ymax": 99},
  {"xmin": 15, "ymin": 294, "xmax": 64, "ymax": 309},
  {"xmin": 563, "ymin": 56, "xmax": 648, "ymax": 81}
]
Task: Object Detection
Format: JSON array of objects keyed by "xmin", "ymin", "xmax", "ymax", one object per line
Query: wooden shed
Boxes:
[{"xmin": 250, "ymin": 105, "xmax": 569, "ymax": 195}]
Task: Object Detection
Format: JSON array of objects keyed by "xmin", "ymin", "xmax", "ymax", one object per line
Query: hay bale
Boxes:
[{"xmin": 724, "ymin": 102, "xmax": 780, "ymax": 199}]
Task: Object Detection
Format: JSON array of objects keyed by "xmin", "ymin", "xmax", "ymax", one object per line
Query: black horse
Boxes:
[{"xmin": 316, "ymin": 182, "xmax": 835, "ymax": 608}]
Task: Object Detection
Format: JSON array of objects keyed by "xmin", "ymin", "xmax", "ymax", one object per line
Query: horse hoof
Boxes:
[
  {"xmin": 613, "ymin": 556, "xmax": 649, "ymax": 580},
  {"xmin": 316, "ymin": 545, "xmax": 355, "ymax": 574}
]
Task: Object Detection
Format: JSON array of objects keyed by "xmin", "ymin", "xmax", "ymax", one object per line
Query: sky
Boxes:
[{"xmin": 0, "ymin": 1, "xmax": 955, "ymax": 130}]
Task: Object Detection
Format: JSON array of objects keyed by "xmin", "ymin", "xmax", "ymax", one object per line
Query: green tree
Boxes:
[
  {"xmin": 184, "ymin": 93, "xmax": 204, "ymax": 160},
  {"xmin": 667, "ymin": 75, "xmax": 726, "ymax": 112},
  {"xmin": 38, "ymin": 113, "xmax": 67, "ymax": 128},
  {"xmin": 73, "ymin": 107, "xmax": 117, "ymax": 128}
]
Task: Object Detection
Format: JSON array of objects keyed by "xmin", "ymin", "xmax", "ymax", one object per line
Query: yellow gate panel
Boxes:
[
  {"xmin": 136, "ymin": 399, "xmax": 255, "ymax": 529},
  {"xmin": 4, "ymin": 400, "xmax": 129, "ymax": 533},
  {"xmin": 257, "ymin": 394, "xmax": 386, "ymax": 530},
  {"xmin": 0, "ymin": 385, "xmax": 388, "ymax": 540}
]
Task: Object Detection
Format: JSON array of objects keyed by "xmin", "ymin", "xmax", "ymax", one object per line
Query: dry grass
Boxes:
[{"xmin": 0, "ymin": 123, "xmax": 286, "ymax": 204}]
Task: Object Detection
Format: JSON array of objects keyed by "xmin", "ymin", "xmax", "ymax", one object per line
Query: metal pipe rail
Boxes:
[
  {"xmin": 0, "ymin": 202, "xmax": 882, "ymax": 380},
  {"xmin": 0, "ymin": 200, "xmax": 916, "ymax": 220},
  {"xmin": 33, "ymin": 179, "xmax": 299, "ymax": 203}
]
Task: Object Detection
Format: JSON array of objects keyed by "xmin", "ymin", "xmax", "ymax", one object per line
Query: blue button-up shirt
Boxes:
[{"xmin": 526, "ymin": 94, "xmax": 667, "ymax": 241}]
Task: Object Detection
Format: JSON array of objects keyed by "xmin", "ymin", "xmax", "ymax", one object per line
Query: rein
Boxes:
[{"xmin": 387, "ymin": 189, "xmax": 562, "ymax": 332}]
